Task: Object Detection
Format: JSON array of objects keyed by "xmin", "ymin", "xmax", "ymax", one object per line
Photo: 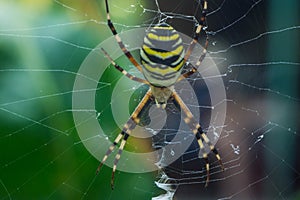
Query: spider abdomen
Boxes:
[{"xmin": 140, "ymin": 23, "xmax": 185, "ymax": 87}]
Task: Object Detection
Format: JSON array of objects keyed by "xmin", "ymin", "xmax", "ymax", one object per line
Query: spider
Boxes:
[{"xmin": 96, "ymin": 0, "xmax": 224, "ymax": 189}]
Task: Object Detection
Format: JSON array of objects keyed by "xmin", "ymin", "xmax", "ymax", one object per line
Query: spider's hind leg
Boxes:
[
  {"xmin": 195, "ymin": 125, "xmax": 224, "ymax": 187},
  {"xmin": 96, "ymin": 118, "xmax": 135, "ymax": 189},
  {"xmin": 171, "ymin": 91, "xmax": 224, "ymax": 187},
  {"xmin": 96, "ymin": 89, "xmax": 153, "ymax": 189}
]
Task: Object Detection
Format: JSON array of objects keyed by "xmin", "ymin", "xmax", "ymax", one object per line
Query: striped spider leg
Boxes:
[
  {"xmin": 100, "ymin": 48, "xmax": 150, "ymax": 85},
  {"xmin": 96, "ymin": 88, "xmax": 152, "ymax": 189},
  {"xmin": 177, "ymin": 38, "xmax": 209, "ymax": 82},
  {"xmin": 104, "ymin": 0, "xmax": 143, "ymax": 72},
  {"xmin": 182, "ymin": 0, "xmax": 208, "ymax": 61},
  {"xmin": 172, "ymin": 91, "xmax": 224, "ymax": 187},
  {"xmin": 177, "ymin": 0, "xmax": 209, "ymax": 82}
]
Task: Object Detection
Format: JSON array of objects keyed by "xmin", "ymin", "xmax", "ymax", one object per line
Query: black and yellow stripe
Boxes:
[{"xmin": 140, "ymin": 23, "xmax": 185, "ymax": 87}]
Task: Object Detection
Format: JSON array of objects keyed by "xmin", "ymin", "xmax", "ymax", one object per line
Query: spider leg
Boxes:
[
  {"xmin": 101, "ymin": 48, "xmax": 150, "ymax": 84},
  {"xmin": 172, "ymin": 91, "xmax": 224, "ymax": 187},
  {"xmin": 96, "ymin": 130, "xmax": 124, "ymax": 173},
  {"xmin": 177, "ymin": 38, "xmax": 208, "ymax": 82},
  {"xmin": 104, "ymin": 0, "xmax": 143, "ymax": 72},
  {"xmin": 111, "ymin": 119, "xmax": 134, "ymax": 189},
  {"xmin": 96, "ymin": 89, "xmax": 152, "ymax": 189},
  {"xmin": 183, "ymin": 0, "xmax": 208, "ymax": 62}
]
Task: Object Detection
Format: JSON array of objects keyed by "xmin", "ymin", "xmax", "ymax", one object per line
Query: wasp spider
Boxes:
[{"xmin": 97, "ymin": 0, "xmax": 224, "ymax": 189}]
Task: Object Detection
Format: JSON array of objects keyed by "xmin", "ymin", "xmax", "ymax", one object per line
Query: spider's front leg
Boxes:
[
  {"xmin": 104, "ymin": 0, "xmax": 143, "ymax": 72},
  {"xmin": 177, "ymin": 0, "xmax": 209, "ymax": 82},
  {"xmin": 101, "ymin": 48, "xmax": 150, "ymax": 85},
  {"xmin": 96, "ymin": 89, "xmax": 152, "ymax": 189},
  {"xmin": 177, "ymin": 38, "xmax": 209, "ymax": 82},
  {"xmin": 172, "ymin": 91, "xmax": 224, "ymax": 187}
]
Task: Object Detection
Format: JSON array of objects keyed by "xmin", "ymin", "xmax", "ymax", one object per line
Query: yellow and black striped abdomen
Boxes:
[{"xmin": 140, "ymin": 23, "xmax": 185, "ymax": 87}]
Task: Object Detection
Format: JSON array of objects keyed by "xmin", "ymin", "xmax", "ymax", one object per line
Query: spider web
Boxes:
[{"xmin": 0, "ymin": 0, "xmax": 299, "ymax": 200}]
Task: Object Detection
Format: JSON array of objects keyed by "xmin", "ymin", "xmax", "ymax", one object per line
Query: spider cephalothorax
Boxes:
[{"xmin": 97, "ymin": 0, "xmax": 224, "ymax": 189}]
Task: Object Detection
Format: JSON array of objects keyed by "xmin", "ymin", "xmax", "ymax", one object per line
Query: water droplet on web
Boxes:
[
  {"xmin": 96, "ymin": 112, "xmax": 101, "ymax": 118},
  {"xmin": 170, "ymin": 150, "xmax": 175, "ymax": 156},
  {"xmin": 230, "ymin": 144, "xmax": 240, "ymax": 155}
]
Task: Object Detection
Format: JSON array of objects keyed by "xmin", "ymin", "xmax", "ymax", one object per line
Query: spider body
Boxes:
[
  {"xmin": 97, "ymin": 0, "xmax": 223, "ymax": 189},
  {"xmin": 141, "ymin": 23, "xmax": 185, "ymax": 88},
  {"xmin": 141, "ymin": 23, "xmax": 185, "ymax": 105}
]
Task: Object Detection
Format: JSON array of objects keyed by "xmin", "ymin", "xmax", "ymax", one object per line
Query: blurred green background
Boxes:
[
  {"xmin": 0, "ymin": 0, "xmax": 299, "ymax": 200},
  {"xmin": 0, "ymin": 0, "xmax": 158, "ymax": 199}
]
